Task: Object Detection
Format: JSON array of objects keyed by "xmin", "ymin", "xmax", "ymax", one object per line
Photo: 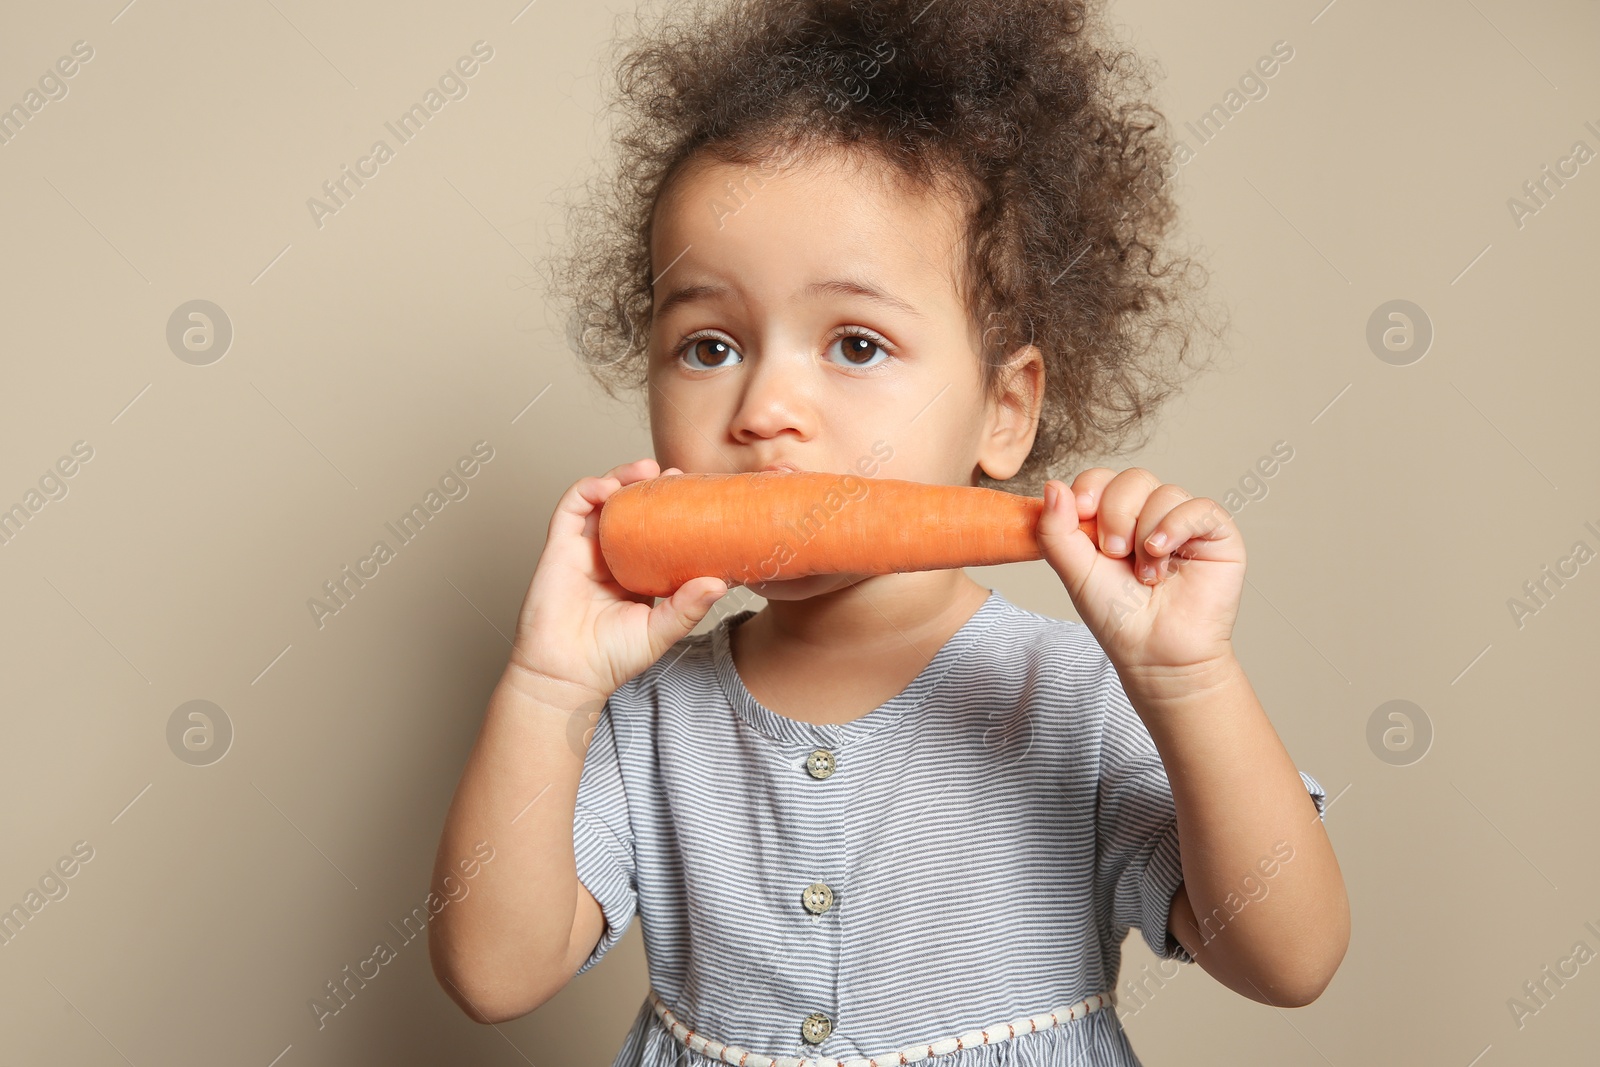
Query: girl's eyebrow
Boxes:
[{"xmin": 654, "ymin": 277, "xmax": 925, "ymax": 320}]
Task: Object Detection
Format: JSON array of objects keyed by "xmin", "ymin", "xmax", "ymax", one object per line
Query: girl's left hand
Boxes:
[{"xmin": 1036, "ymin": 467, "xmax": 1245, "ymax": 680}]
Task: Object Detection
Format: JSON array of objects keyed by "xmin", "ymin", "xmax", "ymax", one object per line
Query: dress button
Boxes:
[
  {"xmin": 805, "ymin": 749, "xmax": 837, "ymax": 779},
  {"xmin": 800, "ymin": 1012, "xmax": 833, "ymax": 1044},
  {"xmin": 801, "ymin": 882, "xmax": 834, "ymax": 914}
]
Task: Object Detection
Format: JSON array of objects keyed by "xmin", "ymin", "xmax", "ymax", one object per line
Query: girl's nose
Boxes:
[{"xmin": 728, "ymin": 347, "xmax": 814, "ymax": 444}]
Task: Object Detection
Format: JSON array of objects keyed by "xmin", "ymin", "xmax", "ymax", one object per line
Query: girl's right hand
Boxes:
[{"xmin": 504, "ymin": 458, "xmax": 729, "ymax": 703}]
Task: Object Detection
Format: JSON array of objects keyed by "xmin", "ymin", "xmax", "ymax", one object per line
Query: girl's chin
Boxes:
[{"xmin": 742, "ymin": 572, "xmax": 864, "ymax": 599}]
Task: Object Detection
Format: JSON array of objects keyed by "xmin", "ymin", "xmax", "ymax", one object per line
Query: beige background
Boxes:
[{"xmin": 1, "ymin": 0, "xmax": 1596, "ymax": 1064}]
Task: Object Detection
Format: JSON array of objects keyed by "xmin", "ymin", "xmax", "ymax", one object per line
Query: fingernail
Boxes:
[
  {"xmin": 1104, "ymin": 535, "xmax": 1126, "ymax": 555},
  {"xmin": 1044, "ymin": 484, "xmax": 1059, "ymax": 510},
  {"xmin": 1147, "ymin": 531, "xmax": 1167, "ymax": 552}
]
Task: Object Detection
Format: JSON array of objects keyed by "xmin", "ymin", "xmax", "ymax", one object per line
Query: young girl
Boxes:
[{"xmin": 429, "ymin": 1, "xmax": 1349, "ymax": 1063}]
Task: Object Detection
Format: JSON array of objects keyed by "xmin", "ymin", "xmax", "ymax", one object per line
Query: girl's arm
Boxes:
[
  {"xmin": 1126, "ymin": 655, "xmax": 1349, "ymax": 1006},
  {"xmin": 429, "ymin": 459, "xmax": 727, "ymax": 1024},
  {"xmin": 1037, "ymin": 468, "xmax": 1351, "ymax": 1006},
  {"xmin": 427, "ymin": 669, "xmax": 601, "ymax": 1023}
]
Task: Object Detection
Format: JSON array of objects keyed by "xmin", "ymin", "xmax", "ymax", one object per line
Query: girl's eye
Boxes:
[
  {"xmin": 677, "ymin": 335, "xmax": 743, "ymax": 370},
  {"xmin": 672, "ymin": 328, "xmax": 894, "ymax": 370},
  {"xmin": 827, "ymin": 330, "xmax": 892, "ymax": 369}
]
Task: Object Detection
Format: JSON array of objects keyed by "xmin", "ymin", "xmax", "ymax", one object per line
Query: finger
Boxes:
[
  {"xmin": 548, "ymin": 466, "xmax": 672, "ymax": 591},
  {"xmin": 550, "ymin": 474, "xmax": 617, "ymax": 544},
  {"xmin": 571, "ymin": 476, "xmax": 635, "ymax": 579},
  {"xmin": 605, "ymin": 457, "xmax": 661, "ymax": 486},
  {"xmin": 1037, "ymin": 479, "xmax": 1102, "ymax": 597},
  {"xmin": 1067, "ymin": 467, "xmax": 1117, "ymax": 523},
  {"xmin": 566, "ymin": 469, "xmax": 651, "ymax": 547},
  {"xmin": 646, "ymin": 576, "xmax": 729, "ymax": 658},
  {"xmin": 1092, "ymin": 467, "xmax": 1162, "ymax": 559},
  {"xmin": 1131, "ymin": 483, "xmax": 1193, "ymax": 584},
  {"xmin": 1140, "ymin": 496, "xmax": 1234, "ymax": 580},
  {"xmin": 584, "ymin": 459, "xmax": 662, "ymax": 523}
]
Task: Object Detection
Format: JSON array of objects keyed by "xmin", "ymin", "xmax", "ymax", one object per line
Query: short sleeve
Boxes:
[
  {"xmin": 571, "ymin": 694, "xmax": 637, "ymax": 977},
  {"xmin": 1092, "ymin": 658, "xmax": 1194, "ymax": 963},
  {"xmin": 1094, "ymin": 658, "xmax": 1334, "ymax": 966},
  {"xmin": 1300, "ymin": 770, "xmax": 1329, "ymax": 822}
]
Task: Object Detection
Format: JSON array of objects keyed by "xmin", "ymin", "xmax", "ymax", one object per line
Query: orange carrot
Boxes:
[{"xmin": 597, "ymin": 470, "xmax": 1097, "ymax": 597}]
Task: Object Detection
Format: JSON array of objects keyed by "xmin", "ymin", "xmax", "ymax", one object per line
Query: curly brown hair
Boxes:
[{"xmin": 540, "ymin": 0, "xmax": 1228, "ymax": 496}]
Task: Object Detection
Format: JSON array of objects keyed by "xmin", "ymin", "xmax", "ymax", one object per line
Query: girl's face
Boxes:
[{"xmin": 645, "ymin": 146, "xmax": 1041, "ymax": 598}]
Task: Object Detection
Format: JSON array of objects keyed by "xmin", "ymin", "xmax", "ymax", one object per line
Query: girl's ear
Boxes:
[{"xmin": 977, "ymin": 345, "xmax": 1045, "ymax": 482}]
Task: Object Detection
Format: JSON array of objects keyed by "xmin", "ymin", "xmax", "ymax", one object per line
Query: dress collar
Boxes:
[{"xmin": 709, "ymin": 587, "xmax": 1008, "ymax": 748}]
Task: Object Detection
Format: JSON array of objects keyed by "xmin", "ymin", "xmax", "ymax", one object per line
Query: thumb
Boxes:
[
  {"xmin": 1036, "ymin": 481, "xmax": 1099, "ymax": 593},
  {"xmin": 645, "ymin": 576, "xmax": 729, "ymax": 657}
]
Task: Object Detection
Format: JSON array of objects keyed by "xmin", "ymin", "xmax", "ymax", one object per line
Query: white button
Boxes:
[
  {"xmin": 800, "ymin": 1012, "xmax": 832, "ymax": 1044},
  {"xmin": 802, "ymin": 882, "xmax": 834, "ymax": 914},
  {"xmin": 805, "ymin": 749, "xmax": 836, "ymax": 779}
]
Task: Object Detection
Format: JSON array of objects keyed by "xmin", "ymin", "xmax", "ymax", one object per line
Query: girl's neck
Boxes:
[{"xmin": 740, "ymin": 570, "xmax": 994, "ymax": 665}]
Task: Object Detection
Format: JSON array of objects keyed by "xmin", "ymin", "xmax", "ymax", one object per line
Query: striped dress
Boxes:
[{"xmin": 572, "ymin": 587, "xmax": 1329, "ymax": 1066}]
